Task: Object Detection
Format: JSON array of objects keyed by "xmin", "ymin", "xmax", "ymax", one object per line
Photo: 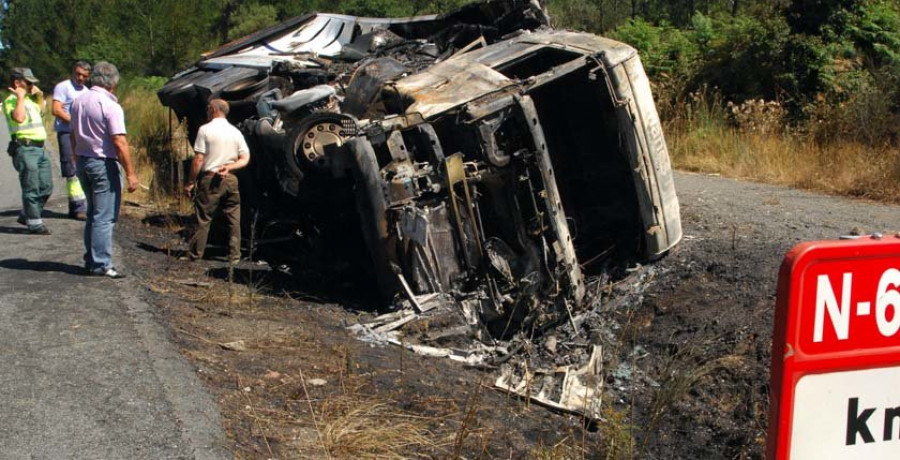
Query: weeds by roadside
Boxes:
[
  {"xmin": 665, "ymin": 88, "xmax": 900, "ymax": 203},
  {"xmin": 117, "ymin": 77, "xmax": 194, "ymax": 208}
]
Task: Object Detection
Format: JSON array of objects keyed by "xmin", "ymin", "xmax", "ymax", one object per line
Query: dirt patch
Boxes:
[
  {"xmin": 119, "ymin": 210, "xmax": 603, "ymax": 459},
  {"xmin": 117, "ymin": 171, "xmax": 900, "ymax": 458}
]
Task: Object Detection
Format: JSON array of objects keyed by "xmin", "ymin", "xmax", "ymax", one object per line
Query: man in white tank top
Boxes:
[{"xmin": 184, "ymin": 99, "xmax": 250, "ymax": 264}]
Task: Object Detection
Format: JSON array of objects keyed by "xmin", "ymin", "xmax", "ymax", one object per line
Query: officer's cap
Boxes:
[{"xmin": 10, "ymin": 68, "xmax": 38, "ymax": 84}]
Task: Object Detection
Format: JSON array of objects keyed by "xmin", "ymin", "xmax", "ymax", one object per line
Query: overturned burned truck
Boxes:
[{"xmin": 158, "ymin": 0, "xmax": 681, "ymax": 337}]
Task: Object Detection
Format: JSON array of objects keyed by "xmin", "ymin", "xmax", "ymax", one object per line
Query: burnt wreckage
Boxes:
[{"xmin": 159, "ymin": 0, "xmax": 681, "ymax": 339}]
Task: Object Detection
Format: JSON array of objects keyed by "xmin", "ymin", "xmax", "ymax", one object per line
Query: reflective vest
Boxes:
[{"xmin": 3, "ymin": 94, "xmax": 47, "ymax": 142}]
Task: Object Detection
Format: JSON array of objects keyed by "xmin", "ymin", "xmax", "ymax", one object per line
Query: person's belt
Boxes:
[
  {"xmin": 14, "ymin": 138, "xmax": 44, "ymax": 147},
  {"xmin": 202, "ymin": 170, "xmax": 234, "ymax": 178}
]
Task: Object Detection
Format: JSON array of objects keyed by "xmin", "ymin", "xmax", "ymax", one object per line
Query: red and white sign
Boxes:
[{"xmin": 767, "ymin": 237, "xmax": 900, "ymax": 459}]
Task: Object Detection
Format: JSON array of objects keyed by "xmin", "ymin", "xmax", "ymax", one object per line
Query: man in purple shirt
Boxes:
[{"xmin": 70, "ymin": 61, "xmax": 138, "ymax": 279}]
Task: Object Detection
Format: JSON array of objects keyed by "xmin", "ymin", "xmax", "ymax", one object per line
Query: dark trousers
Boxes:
[
  {"xmin": 57, "ymin": 132, "xmax": 87, "ymax": 215},
  {"xmin": 190, "ymin": 173, "xmax": 241, "ymax": 261},
  {"xmin": 12, "ymin": 144, "xmax": 53, "ymax": 227},
  {"xmin": 56, "ymin": 133, "xmax": 77, "ymax": 177}
]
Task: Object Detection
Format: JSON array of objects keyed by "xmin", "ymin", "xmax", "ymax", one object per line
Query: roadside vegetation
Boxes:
[
  {"xmin": 605, "ymin": 1, "xmax": 900, "ymax": 202},
  {"xmin": 116, "ymin": 78, "xmax": 193, "ymax": 201}
]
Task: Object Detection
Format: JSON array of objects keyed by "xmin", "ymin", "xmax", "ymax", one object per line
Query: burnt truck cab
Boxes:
[
  {"xmin": 345, "ymin": 30, "xmax": 680, "ymax": 333},
  {"xmin": 158, "ymin": 2, "xmax": 680, "ymax": 337}
]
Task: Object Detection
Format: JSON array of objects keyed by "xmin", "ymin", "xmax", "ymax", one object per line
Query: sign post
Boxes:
[{"xmin": 768, "ymin": 237, "xmax": 900, "ymax": 459}]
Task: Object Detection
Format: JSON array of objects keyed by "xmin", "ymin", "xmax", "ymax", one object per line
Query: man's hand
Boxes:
[
  {"xmin": 126, "ymin": 173, "xmax": 139, "ymax": 193},
  {"xmin": 29, "ymin": 85, "xmax": 42, "ymax": 97},
  {"xmin": 184, "ymin": 182, "xmax": 195, "ymax": 198},
  {"xmin": 8, "ymin": 86, "xmax": 26, "ymax": 99},
  {"xmin": 216, "ymin": 164, "xmax": 230, "ymax": 177}
]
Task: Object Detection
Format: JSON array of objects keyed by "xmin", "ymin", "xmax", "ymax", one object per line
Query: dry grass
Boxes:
[
  {"xmin": 118, "ymin": 78, "xmax": 194, "ymax": 206},
  {"xmin": 220, "ymin": 373, "xmax": 448, "ymax": 459},
  {"xmin": 598, "ymin": 406, "xmax": 637, "ymax": 460},
  {"xmin": 228, "ymin": 366, "xmax": 451, "ymax": 459},
  {"xmin": 153, "ymin": 262, "xmax": 451, "ymax": 459},
  {"xmin": 316, "ymin": 398, "xmax": 444, "ymax": 459},
  {"xmin": 669, "ymin": 128, "xmax": 900, "ymax": 200},
  {"xmin": 665, "ymin": 91, "xmax": 900, "ymax": 203},
  {"xmin": 527, "ymin": 437, "xmax": 588, "ymax": 460}
]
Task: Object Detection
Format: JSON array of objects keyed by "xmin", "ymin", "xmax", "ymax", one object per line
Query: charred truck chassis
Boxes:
[{"xmin": 158, "ymin": 0, "xmax": 681, "ymax": 338}]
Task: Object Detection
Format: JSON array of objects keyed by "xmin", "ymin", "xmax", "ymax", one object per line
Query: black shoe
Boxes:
[
  {"xmin": 16, "ymin": 214, "xmax": 26, "ymax": 226},
  {"xmin": 28, "ymin": 225, "xmax": 50, "ymax": 235},
  {"xmin": 90, "ymin": 267, "xmax": 125, "ymax": 279}
]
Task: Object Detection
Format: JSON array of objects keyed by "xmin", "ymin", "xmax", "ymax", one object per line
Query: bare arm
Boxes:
[
  {"xmin": 7, "ymin": 86, "xmax": 44, "ymax": 123},
  {"xmin": 7, "ymin": 87, "xmax": 26, "ymax": 123},
  {"xmin": 112, "ymin": 134, "xmax": 139, "ymax": 192},
  {"xmin": 185, "ymin": 152, "xmax": 205, "ymax": 196},
  {"xmin": 52, "ymin": 100, "xmax": 70, "ymax": 123},
  {"xmin": 11, "ymin": 97, "xmax": 26, "ymax": 123}
]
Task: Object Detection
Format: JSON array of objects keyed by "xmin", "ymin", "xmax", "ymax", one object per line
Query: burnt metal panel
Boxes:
[
  {"xmin": 391, "ymin": 60, "xmax": 514, "ymax": 119},
  {"xmin": 203, "ymin": 13, "xmax": 317, "ymax": 60},
  {"xmin": 608, "ymin": 56, "xmax": 682, "ymax": 257},
  {"xmin": 445, "ymin": 153, "xmax": 484, "ymax": 270},
  {"xmin": 512, "ymin": 30, "xmax": 637, "ymax": 67},
  {"xmin": 203, "ymin": 13, "xmax": 440, "ymax": 61},
  {"xmin": 516, "ymin": 95, "xmax": 585, "ymax": 306},
  {"xmin": 344, "ymin": 58, "xmax": 409, "ymax": 118}
]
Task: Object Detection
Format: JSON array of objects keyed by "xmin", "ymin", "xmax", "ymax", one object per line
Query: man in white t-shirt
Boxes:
[
  {"xmin": 52, "ymin": 61, "xmax": 91, "ymax": 220},
  {"xmin": 184, "ymin": 99, "xmax": 250, "ymax": 264}
]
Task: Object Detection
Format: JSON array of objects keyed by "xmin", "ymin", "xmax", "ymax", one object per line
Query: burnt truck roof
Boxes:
[
  {"xmin": 192, "ymin": 1, "xmax": 550, "ymax": 70},
  {"xmin": 470, "ymin": 29, "xmax": 637, "ymax": 65},
  {"xmin": 200, "ymin": 13, "xmax": 441, "ymax": 66}
]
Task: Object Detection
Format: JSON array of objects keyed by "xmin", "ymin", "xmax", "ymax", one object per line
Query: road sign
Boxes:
[{"xmin": 767, "ymin": 237, "xmax": 900, "ymax": 459}]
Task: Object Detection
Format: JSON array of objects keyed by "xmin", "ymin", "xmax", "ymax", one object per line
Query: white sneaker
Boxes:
[{"xmin": 91, "ymin": 267, "xmax": 126, "ymax": 279}]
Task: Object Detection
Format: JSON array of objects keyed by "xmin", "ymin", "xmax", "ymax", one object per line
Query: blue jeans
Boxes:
[{"xmin": 77, "ymin": 157, "xmax": 121, "ymax": 272}]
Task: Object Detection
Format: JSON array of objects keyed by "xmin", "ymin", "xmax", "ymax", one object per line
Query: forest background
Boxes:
[{"xmin": 1, "ymin": 0, "xmax": 899, "ymax": 200}]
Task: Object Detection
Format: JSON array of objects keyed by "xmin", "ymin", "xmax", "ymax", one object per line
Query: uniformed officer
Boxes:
[{"xmin": 4, "ymin": 67, "xmax": 52, "ymax": 234}]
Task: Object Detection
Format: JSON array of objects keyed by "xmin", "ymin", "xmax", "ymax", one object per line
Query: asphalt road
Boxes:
[{"xmin": 0, "ymin": 121, "xmax": 229, "ymax": 459}]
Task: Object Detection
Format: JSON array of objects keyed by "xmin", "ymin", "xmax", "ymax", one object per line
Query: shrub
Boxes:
[
  {"xmin": 118, "ymin": 77, "xmax": 189, "ymax": 196},
  {"xmin": 611, "ymin": 18, "xmax": 698, "ymax": 107}
]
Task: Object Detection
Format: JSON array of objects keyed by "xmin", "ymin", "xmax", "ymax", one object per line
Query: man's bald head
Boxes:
[{"xmin": 208, "ymin": 99, "xmax": 229, "ymax": 118}]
